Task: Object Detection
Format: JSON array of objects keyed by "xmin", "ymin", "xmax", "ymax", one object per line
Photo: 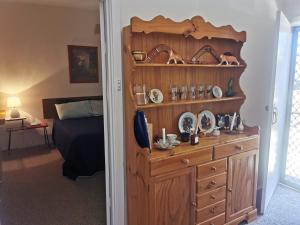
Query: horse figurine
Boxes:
[
  {"xmin": 146, "ymin": 44, "xmax": 185, "ymax": 64},
  {"xmin": 218, "ymin": 53, "xmax": 240, "ymax": 66}
]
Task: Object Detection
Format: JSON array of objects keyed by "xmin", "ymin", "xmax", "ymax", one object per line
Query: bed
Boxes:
[{"xmin": 43, "ymin": 96, "xmax": 105, "ymax": 180}]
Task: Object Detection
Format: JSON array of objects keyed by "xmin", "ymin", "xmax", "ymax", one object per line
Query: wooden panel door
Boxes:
[
  {"xmin": 226, "ymin": 150, "xmax": 258, "ymax": 222},
  {"xmin": 149, "ymin": 167, "xmax": 196, "ymax": 225}
]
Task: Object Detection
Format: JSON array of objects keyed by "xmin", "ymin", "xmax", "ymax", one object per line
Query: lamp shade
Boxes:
[{"xmin": 7, "ymin": 96, "xmax": 21, "ymax": 108}]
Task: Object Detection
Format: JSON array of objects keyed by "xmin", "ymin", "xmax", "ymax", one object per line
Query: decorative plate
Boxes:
[
  {"xmin": 178, "ymin": 112, "xmax": 197, "ymax": 133},
  {"xmin": 212, "ymin": 86, "xmax": 223, "ymax": 98},
  {"xmin": 198, "ymin": 110, "xmax": 216, "ymax": 134},
  {"xmin": 149, "ymin": 89, "xmax": 164, "ymax": 103}
]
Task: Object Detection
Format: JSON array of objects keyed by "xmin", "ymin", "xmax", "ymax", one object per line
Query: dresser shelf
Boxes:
[
  {"xmin": 136, "ymin": 96, "xmax": 245, "ymax": 109},
  {"xmin": 134, "ymin": 63, "xmax": 246, "ymax": 68}
]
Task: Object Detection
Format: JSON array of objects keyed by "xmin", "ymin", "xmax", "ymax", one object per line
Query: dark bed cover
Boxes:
[{"xmin": 52, "ymin": 116, "xmax": 105, "ymax": 180}]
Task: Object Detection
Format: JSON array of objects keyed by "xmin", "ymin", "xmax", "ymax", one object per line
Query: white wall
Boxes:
[
  {"xmin": 119, "ymin": 0, "xmax": 279, "ymax": 210},
  {"xmin": 0, "ymin": 3, "xmax": 101, "ymax": 150}
]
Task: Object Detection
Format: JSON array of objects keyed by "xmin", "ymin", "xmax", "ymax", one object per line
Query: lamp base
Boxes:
[{"xmin": 10, "ymin": 109, "xmax": 20, "ymax": 118}]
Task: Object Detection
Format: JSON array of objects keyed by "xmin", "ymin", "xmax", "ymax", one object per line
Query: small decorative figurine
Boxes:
[
  {"xmin": 237, "ymin": 118, "xmax": 245, "ymax": 133},
  {"xmin": 226, "ymin": 78, "xmax": 235, "ymax": 97},
  {"xmin": 168, "ymin": 49, "xmax": 185, "ymax": 64},
  {"xmin": 218, "ymin": 52, "xmax": 240, "ymax": 66},
  {"xmin": 145, "ymin": 44, "xmax": 185, "ymax": 64}
]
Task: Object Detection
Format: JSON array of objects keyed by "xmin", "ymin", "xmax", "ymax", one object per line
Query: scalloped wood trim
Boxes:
[
  {"xmin": 131, "ymin": 15, "xmax": 195, "ymax": 35},
  {"xmin": 131, "ymin": 15, "xmax": 246, "ymax": 42},
  {"xmin": 190, "ymin": 16, "xmax": 246, "ymax": 42}
]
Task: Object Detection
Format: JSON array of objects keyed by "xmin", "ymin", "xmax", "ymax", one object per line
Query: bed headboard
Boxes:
[{"xmin": 42, "ymin": 96, "xmax": 103, "ymax": 119}]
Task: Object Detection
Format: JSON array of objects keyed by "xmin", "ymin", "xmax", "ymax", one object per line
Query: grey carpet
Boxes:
[
  {"xmin": 0, "ymin": 147, "xmax": 106, "ymax": 225},
  {"xmin": 251, "ymin": 185, "xmax": 300, "ymax": 225},
  {"xmin": 2, "ymin": 148, "xmax": 300, "ymax": 225}
]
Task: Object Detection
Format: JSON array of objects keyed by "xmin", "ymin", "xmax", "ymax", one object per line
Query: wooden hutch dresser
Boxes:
[{"xmin": 123, "ymin": 15, "xmax": 259, "ymax": 225}]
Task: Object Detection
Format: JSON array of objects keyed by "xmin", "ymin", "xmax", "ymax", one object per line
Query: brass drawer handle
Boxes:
[
  {"xmin": 181, "ymin": 158, "xmax": 190, "ymax": 165},
  {"xmin": 235, "ymin": 145, "xmax": 244, "ymax": 150},
  {"xmin": 210, "ymin": 195, "xmax": 216, "ymax": 200},
  {"xmin": 211, "ymin": 166, "xmax": 217, "ymax": 171}
]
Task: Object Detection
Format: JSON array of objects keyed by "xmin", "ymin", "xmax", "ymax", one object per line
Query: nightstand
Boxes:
[{"xmin": 5, "ymin": 114, "xmax": 50, "ymax": 153}]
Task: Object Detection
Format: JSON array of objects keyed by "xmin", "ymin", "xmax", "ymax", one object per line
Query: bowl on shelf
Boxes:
[
  {"xmin": 167, "ymin": 134, "xmax": 177, "ymax": 144},
  {"xmin": 154, "ymin": 139, "xmax": 175, "ymax": 150},
  {"xmin": 132, "ymin": 51, "xmax": 147, "ymax": 62}
]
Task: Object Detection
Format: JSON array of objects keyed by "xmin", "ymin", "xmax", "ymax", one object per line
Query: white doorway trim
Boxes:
[
  {"xmin": 259, "ymin": 10, "xmax": 281, "ymax": 214},
  {"xmin": 99, "ymin": 0, "xmax": 126, "ymax": 225}
]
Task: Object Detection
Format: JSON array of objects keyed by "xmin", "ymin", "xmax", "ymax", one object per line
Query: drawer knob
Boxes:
[
  {"xmin": 211, "ymin": 166, "xmax": 217, "ymax": 171},
  {"xmin": 191, "ymin": 202, "xmax": 197, "ymax": 207},
  {"xmin": 210, "ymin": 195, "xmax": 216, "ymax": 200},
  {"xmin": 210, "ymin": 181, "xmax": 216, "ymax": 186},
  {"xmin": 210, "ymin": 207, "xmax": 216, "ymax": 213},
  {"xmin": 228, "ymin": 188, "xmax": 232, "ymax": 192},
  {"xmin": 181, "ymin": 158, "xmax": 190, "ymax": 165},
  {"xmin": 235, "ymin": 145, "xmax": 244, "ymax": 150}
]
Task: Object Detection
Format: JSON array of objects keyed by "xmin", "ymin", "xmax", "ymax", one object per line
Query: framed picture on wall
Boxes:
[{"xmin": 67, "ymin": 45, "xmax": 99, "ymax": 83}]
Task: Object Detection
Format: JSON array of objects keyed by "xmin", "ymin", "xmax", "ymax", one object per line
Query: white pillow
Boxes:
[
  {"xmin": 89, "ymin": 100, "xmax": 103, "ymax": 116},
  {"xmin": 55, "ymin": 101, "xmax": 92, "ymax": 120}
]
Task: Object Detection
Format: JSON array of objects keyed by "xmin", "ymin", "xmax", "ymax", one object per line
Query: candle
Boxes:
[
  {"xmin": 162, "ymin": 128, "xmax": 166, "ymax": 144},
  {"xmin": 230, "ymin": 112, "xmax": 236, "ymax": 131}
]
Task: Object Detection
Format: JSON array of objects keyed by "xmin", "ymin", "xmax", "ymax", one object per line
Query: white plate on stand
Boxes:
[
  {"xmin": 198, "ymin": 110, "xmax": 216, "ymax": 134},
  {"xmin": 178, "ymin": 112, "xmax": 197, "ymax": 133}
]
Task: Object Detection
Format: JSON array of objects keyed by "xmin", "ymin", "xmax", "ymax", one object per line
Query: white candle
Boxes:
[
  {"xmin": 162, "ymin": 128, "xmax": 166, "ymax": 144},
  {"xmin": 230, "ymin": 112, "xmax": 236, "ymax": 131}
]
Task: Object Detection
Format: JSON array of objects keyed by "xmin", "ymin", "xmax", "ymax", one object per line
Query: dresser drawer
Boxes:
[
  {"xmin": 151, "ymin": 148, "xmax": 212, "ymax": 176},
  {"xmin": 214, "ymin": 137, "xmax": 259, "ymax": 159},
  {"xmin": 197, "ymin": 173, "xmax": 227, "ymax": 194},
  {"xmin": 197, "ymin": 213, "xmax": 225, "ymax": 225},
  {"xmin": 197, "ymin": 186, "xmax": 226, "ymax": 209},
  {"xmin": 196, "ymin": 200, "xmax": 226, "ymax": 223},
  {"xmin": 197, "ymin": 159, "xmax": 227, "ymax": 179}
]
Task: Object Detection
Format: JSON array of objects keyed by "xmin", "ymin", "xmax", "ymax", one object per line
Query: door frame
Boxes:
[
  {"xmin": 280, "ymin": 26, "xmax": 300, "ymax": 189},
  {"xmin": 259, "ymin": 10, "xmax": 282, "ymax": 214},
  {"xmin": 99, "ymin": 0, "xmax": 126, "ymax": 225}
]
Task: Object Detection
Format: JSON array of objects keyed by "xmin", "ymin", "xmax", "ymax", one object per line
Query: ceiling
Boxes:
[
  {"xmin": 280, "ymin": 0, "xmax": 300, "ymax": 23},
  {"xmin": 0, "ymin": 0, "xmax": 99, "ymax": 10}
]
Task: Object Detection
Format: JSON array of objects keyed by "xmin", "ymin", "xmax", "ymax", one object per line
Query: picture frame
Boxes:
[{"xmin": 67, "ymin": 45, "xmax": 99, "ymax": 83}]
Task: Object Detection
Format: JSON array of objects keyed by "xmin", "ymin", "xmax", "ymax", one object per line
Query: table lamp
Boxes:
[{"xmin": 7, "ymin": 96, "xmax": 21, "ymax": 118}]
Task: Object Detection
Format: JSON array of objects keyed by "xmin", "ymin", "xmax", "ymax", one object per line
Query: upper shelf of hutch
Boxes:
[
  {"xmin": 136, "ymin": 96, "xmax": 245, "ymax": 109},
  {"xmin": 133, "ymin": 63, "xmax": 246, "ymax": 68},
  {"xmin": 131, "ymin": 15, "xmax": 246, "ymax": 42}
]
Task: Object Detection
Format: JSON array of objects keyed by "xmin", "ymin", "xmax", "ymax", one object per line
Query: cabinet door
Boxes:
[
  {"xmin": 226, "ymin": 150, "xmax": 258, "ymax": 222},
  {"xmin": 149, "ymin": 167, "xmax": 196, "ymax": 225}
]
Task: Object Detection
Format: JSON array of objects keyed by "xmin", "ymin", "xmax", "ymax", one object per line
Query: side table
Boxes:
[{"xmin": 5, "ymin": 117, "xmax": 50, "ymax": 153}]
